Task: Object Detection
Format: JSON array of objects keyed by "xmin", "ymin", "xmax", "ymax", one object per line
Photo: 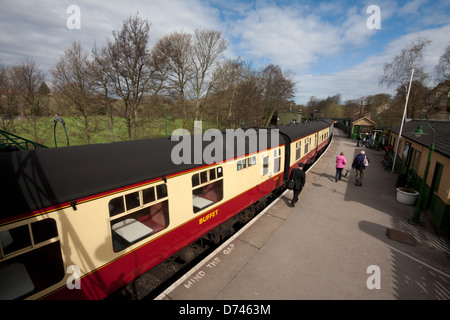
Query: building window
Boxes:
[
  {"xmin": 410, "ymin": 148, "xmax": 421, "ymax": 171},
  {"xmin": 192, "ymin": 167, "xmax": 223, "ymax": 213},
  {"xmin": 109, "ymin": 184, "xmax": 170, "ymax": 252}
]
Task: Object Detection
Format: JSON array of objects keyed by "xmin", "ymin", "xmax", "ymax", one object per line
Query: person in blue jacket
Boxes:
[{"xmin": 352, "ymin": 150, "xmax": 369, "ymax": 186}]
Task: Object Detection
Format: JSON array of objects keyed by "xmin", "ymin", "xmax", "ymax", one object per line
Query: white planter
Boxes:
[{"xmin": 396, "ymin": 188, "xmax": 419, "ymax": 205}]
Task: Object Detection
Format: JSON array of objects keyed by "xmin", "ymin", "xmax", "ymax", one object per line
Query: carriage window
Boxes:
[
  {"xmin": 156, "ymin": 184, "xmax": 168, "ymax": 199},
  {"xmin": 31, "ymin": 219, "xmax": 58, "ymax": 245},
  {"xmin": 143, "ymin": 187, "xmax": 156, "ymax": 204},
  {"xmin": 273, "ymin": 149, "xmax": 281, "ymax": 173},
  {"xmin": 0, "ymin": 225, "xmax": 31, "ymax": 256},
  {"xmin": 125, "ymin": 192, "xmax": 140, "ymax": 211},
  {"xmin": 110, "ymin": 184, "xmax": 170, "ymax": 252},
  {"xmin": 263, "ymin": 156, "xmax": 269, "ymax": 175},
  {"xmin": 192, "ymin": 167, "xmax": 223, "ymax": 213},
  {"xmin": 109, "ymin": 196, "xmax": 125, "ymax": 217},
  {"xmin": 210, "ymin": 168, "xmax": 216, "ymax": 180},
  {"xmin": 237, "ymin": 156, "xmax": 256, "ymax": 172},
  {"xmin": 0, "ymin": 219, "xmax": 64, "ymax": 299},
  {"xmin": 237, "ymin": 159, "xmax": 246, "ymax": 171},
  {"xmin": 192, "ymin": 174, "xmax": 200, "ymax": 187},
  {"xmin": 295, "ymin": 141, "xmax": 301, "ymax": 160}
]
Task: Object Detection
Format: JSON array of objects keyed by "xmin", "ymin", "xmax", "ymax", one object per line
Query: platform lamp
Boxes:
[
  {"xmin": 54, "ymin": 115, "xmax": 69, "ymax": 147},
  {"xmin": 411, "ymin": 116, "xmax": 435, "ymax": 224}
]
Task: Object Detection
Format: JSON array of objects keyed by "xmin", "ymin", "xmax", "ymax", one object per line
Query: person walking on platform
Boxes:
[
  {"xmin": 352, "ymin": 150, "xmax": 369, "ymax": 186},
  {"xmin": 289, "ymin": 163, "xmax": 306, "ymax": 207},
  {"xmin": 335, "ymin": 152, "xmax": 347, "ymax": 182}
]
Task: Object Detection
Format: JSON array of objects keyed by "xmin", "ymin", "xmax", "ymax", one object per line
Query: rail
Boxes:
[{"xmin": 0, "ymin": 129, "xmax": 48, "ymax": 151}]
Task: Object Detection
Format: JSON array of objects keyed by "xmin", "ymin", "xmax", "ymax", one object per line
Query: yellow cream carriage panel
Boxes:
[
  {"xmin": 51, "ymin": 180, "xmax": 172, "ymax": 272},
  {"xmin": 290, "ymin": 136, "xmax": 307, "ymax": 165},
  {"xmin": 233, "ymin": 147, "xmax": 284, "ymax": 183},
  {"xmin": 54, "ymin": 200, "xmax": 117, "ymax": 273},
  {"xmin": 289, "ymin": 129, "xmax": 327, "ymax": 166}
]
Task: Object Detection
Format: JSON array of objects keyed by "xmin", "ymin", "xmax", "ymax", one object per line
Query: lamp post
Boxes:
[
  {"xmin": 54, "ymin": 115, "xmax": 70, "ymax": 147},
  {"xmin": 411, "ymin": 116, "xmax": 435, "ymax": 224},
  {"xmin": 392, "ymin": 68, "xmax": 414, "ymax": 173}
]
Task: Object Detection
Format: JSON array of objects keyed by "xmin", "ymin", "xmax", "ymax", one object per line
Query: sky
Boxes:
[{"xmin": 0, "ymin": 0, "xmax": 449, "ymax": 105}]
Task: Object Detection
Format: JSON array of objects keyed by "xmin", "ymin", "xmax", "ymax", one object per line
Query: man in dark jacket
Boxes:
[
  {"xmin": 289, "ymin": 163, "xmax": 306, "ymax": 207},
  {"xmin": 352, "ymin": 150, "xmax": 369, "ymax": 186}
]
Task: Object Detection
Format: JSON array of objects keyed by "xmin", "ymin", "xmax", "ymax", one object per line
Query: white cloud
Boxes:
[
  {"xmin": 296, "ymin": 24, "xmax": 450, "ymax": 104},
  {"xmin": 398, "ymin": 0, "xmax": 429, "ymax": 16},
  {"xmin": 0, "ymin": 0, "xmax": 222, "ymax": 74},
  {"xmin": 229, "ymin": 4, "xmax": 355, "ymax": 72},
  {"xmin": 0, "ymin": 0, "xmax": 448, "ymax": 106}
]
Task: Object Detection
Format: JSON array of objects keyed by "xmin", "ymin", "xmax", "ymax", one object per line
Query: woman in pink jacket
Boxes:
[{"xmin": 335, "ymin": 152, "xmax": 347, "ymax": 182}]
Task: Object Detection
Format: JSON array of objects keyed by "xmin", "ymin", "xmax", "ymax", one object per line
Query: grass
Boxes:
[{"xmin": 8, "ymin": 115, "xmax": 217, "ymax": 148}]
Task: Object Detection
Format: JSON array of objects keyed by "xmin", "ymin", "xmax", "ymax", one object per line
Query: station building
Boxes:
[
  {"xmin": 388, "ymin": 119, "xmax": 450, "ymax": 235},
  {"xmin": 350, "ymin": 117, "xmax": 377, "ymax": 140}
]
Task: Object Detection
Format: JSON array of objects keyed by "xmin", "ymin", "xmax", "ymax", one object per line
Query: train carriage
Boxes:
[{"xmin": 0, "ymin": 120, "xmax": 332, "ymax": 300}]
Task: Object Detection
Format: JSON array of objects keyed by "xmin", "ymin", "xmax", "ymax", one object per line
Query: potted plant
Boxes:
[
  {"xmin": 396, "ymin": 169, "xmax": 419, "ymax": 205},
  {"xmin": 396, "ymin": 187, "xmax": 419, "ymax": 205}
]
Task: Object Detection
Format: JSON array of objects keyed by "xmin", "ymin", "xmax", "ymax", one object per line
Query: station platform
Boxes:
[{"xmin": 156, "ymin": 129, "xmax": 450, "ymax": 300}]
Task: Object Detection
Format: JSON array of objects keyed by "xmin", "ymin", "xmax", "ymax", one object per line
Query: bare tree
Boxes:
[
  {"xmin": 9, "ymin": 57, "xmax": 48, "ymax": 144},
  {"xmin": 0, "ymin": 63, "xmax": 17, "ymax": 131},
  {"xmin": 259, "ymin": 64, "xmax": 296, "ymax": 126},
  {"xmin": 152, "ymin": 31, "xmax": 193, "ymax": 129},
  {"xmin": 232, "ymin": 62, "xmax": 264, "ymax": 127},
  {"xmin": 209, "ymin": 58, "xmax": 245, "ymax": 128},
  {"xmin": 380, "ymin": 37, "xmax": 431, "ymax": 89},
  {"xmin": 379, "ymin": 37, "xmax": 431, "ymax": 118},
  {"xmin": 142, "ymin": 46, "xmax": 172, "ymax": 137},
  {"xmin": 101, "ymin": 13, "xmax": 153, "ymax": 140},
  {"xmin": 51, "ymin": 41, "xmax": 96, "ymax": 144},
  {"xmin": 190, "ymin": 29, "xmax": 227, "ymax": 127},
  {"xmin": 91, "ymin": 44, "xmax": 117, "ymax": 142},
  {"xmin": 435, "ymin": 44, "xmax": 450, "ymax": 81}
]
